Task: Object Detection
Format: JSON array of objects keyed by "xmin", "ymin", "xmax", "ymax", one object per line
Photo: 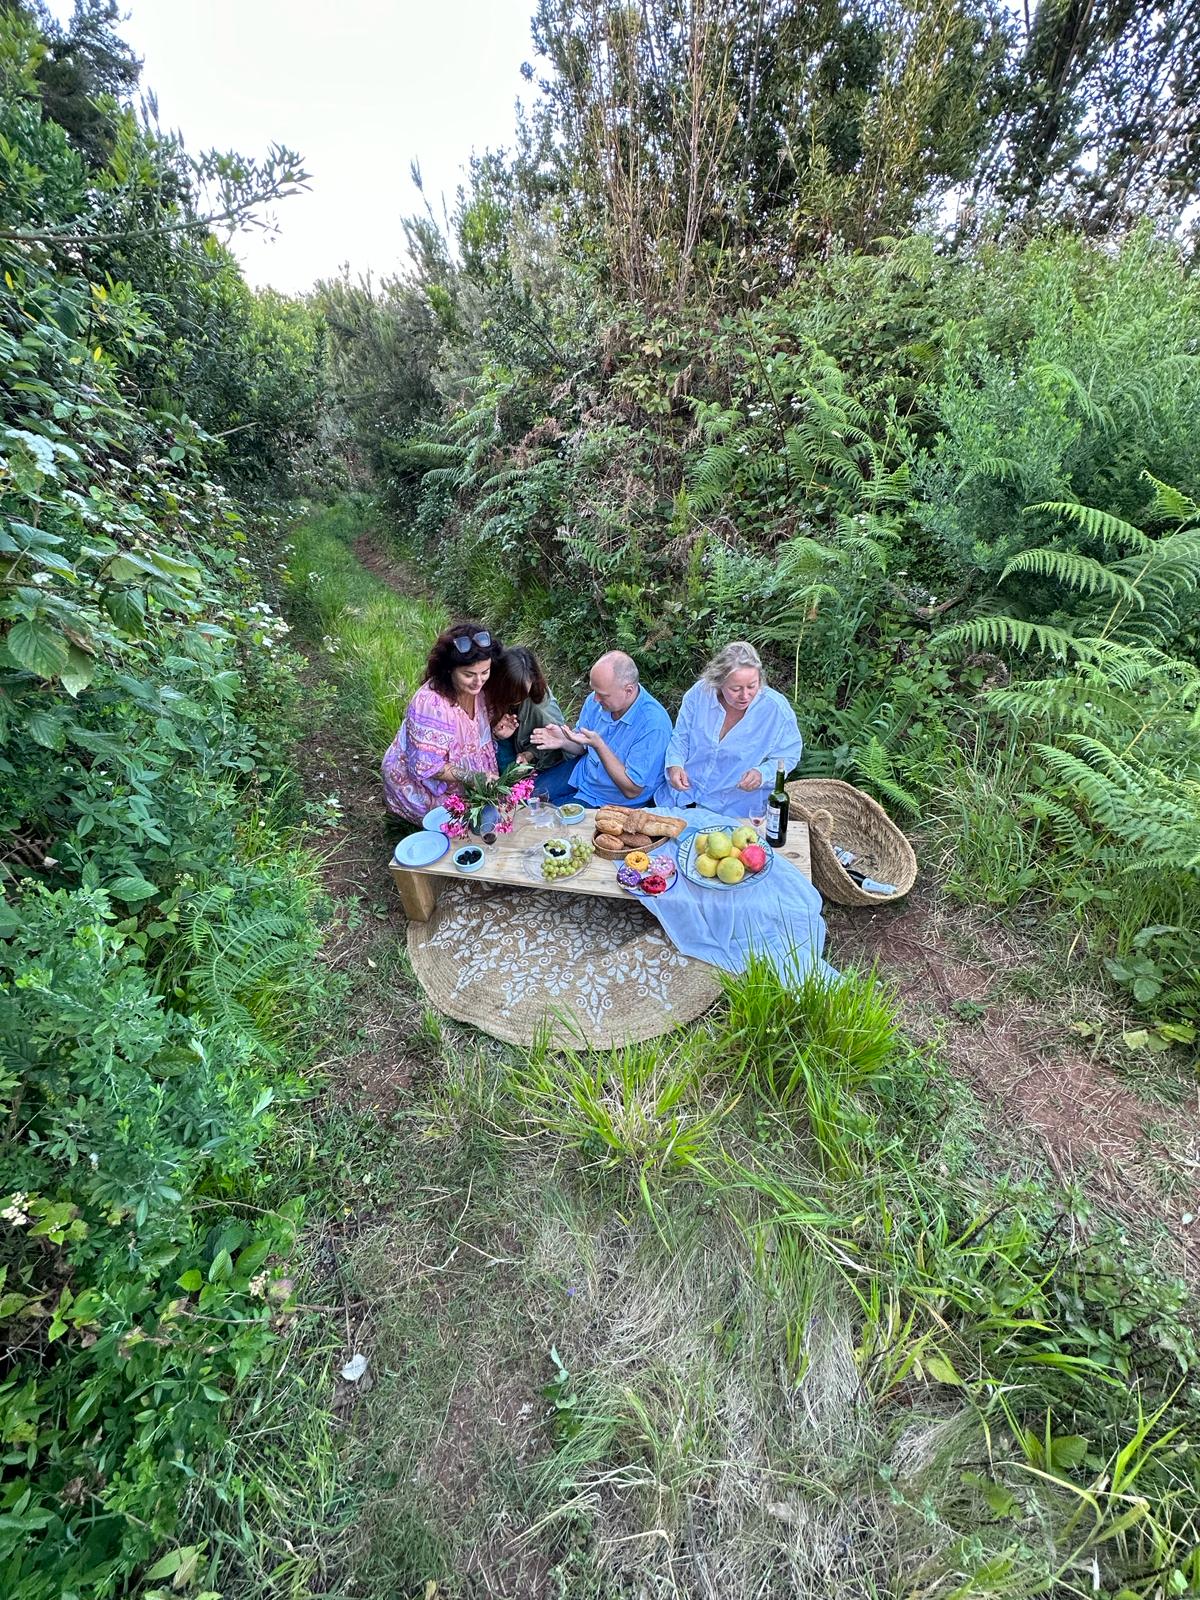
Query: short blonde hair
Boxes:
[{"xmin": 701, "ymin": 641, "xmax": 763, "ymax": 691}]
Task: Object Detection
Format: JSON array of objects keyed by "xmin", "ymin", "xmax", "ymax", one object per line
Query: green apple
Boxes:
[
  {"xmin": 696, "ymin": 853, "xmax": 719, "ymax": 878},
  {"xmin": 716, "ymin": 856, "xmax": 745, "ymax": 884},
  {"xmin": 693, "ymin": 832, "xmax": 709, "ymax": 856},
  {"xmin": 731, "ymin": 825, "xmax": 758, "ymax": 850},
  {"xmin": 706, "ymin": 831, "xmax": 733, "ymax": 859}
]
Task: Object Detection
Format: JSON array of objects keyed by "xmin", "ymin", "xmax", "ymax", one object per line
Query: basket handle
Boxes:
[{"xmin": 789, "ymin": 794, "xmax": 833, "ymax": 838}]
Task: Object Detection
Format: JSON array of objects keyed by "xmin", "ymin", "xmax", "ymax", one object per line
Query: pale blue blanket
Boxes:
[{"xmin": 642, "ymin": 807, "xmax": 836, "ymax": 982}]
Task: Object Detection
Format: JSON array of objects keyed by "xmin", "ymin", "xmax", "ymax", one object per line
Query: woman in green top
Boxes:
[{"xmin": 487, "ymin": 646, "xmax": 566, "ymax": 772}]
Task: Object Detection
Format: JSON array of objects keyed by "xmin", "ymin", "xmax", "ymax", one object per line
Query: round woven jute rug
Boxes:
[{"xmin": 406, "ymin": 881, "xmax": 722, "ymax": 1048}]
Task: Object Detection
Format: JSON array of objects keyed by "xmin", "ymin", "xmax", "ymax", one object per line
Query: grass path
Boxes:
[
  {"xmin": 290, "ymin": 499, "xmax": 1199, "ymax": 1282},
  {"xmin": 239, "ymin": 500, "xmax": 1200, "ymax": 1600}
]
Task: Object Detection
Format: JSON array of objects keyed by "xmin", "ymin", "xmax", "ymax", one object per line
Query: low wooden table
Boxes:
[{"xmin": 389, "ymin": 808, "xmax": 812, "ymax": 923}]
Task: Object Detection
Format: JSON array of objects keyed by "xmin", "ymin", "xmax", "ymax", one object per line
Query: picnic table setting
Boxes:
[
  {"xmin": 383, "ymin": 627, "xmax": 917, "ymax": 1046},
  {"xmin": 390, "ymin": 784, "xmax": 915, "ymax": 1048}
]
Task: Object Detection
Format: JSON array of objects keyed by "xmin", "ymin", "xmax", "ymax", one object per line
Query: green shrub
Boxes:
[
  {"xmin": 0, "ymin": 14, "xmax": 335, "ymax": 1592},
  {"xmin": 0, "ymin": 885, "xmax": 309, "ymax": 1599}
]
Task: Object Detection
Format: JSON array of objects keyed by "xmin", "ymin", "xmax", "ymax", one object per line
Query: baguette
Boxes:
[{"xmin": 595, "ymin": 805, "xmax": 686, "ymax": 841}]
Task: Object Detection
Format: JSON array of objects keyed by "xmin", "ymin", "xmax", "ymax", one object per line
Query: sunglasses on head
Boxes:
[{"xmin": 451, "ymin": 630, "xmax": 491, "ymax": 654}]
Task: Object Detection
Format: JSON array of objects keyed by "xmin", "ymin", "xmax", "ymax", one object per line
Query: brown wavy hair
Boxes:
[
  {"xmin": 425, "ymin": 622, "xmax": 500, "ymax": 701},
  {"xmin": 486, "ymin": 645, "xmax": 549, "ymax": 721}
]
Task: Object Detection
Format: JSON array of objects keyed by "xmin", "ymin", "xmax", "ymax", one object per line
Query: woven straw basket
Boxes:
[{"xmin": 785, "ymin": 778, "xmax": 917, "ymax": 907}]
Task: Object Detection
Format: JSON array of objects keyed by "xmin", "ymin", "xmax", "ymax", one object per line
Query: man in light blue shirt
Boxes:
[{"xmin": 530, "ymin": 651, "xmax": 671, "ymax": 808}]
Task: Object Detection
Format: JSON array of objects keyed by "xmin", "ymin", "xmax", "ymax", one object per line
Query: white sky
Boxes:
[{"xmin": 48, "ymin": 0, "xmax": 538, "ymax": 293}]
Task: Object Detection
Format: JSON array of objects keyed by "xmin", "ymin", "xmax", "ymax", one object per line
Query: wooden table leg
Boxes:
[{"xmin": 391, "ymin": 866, "xmax": 439, "ymax": 923}]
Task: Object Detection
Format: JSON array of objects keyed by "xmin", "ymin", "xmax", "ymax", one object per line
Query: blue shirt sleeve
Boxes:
[
  {"xmin": 761, "ymin": 691, "xmax": 803, "ymax": 774},
  {"xmin": 620, "ymin": 706, "xmax": 672, "ymax": 797},
  {"xmin": 666, "ymin": 683, "xmax": 698, "ymax": 769}
]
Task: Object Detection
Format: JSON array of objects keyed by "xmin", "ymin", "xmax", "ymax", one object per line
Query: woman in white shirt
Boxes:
[{"xmin": 656, "ymin": 641, "xmax": 803, "ymax": 817}]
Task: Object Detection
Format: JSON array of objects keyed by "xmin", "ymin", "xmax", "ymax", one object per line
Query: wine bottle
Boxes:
[
  {"xmin": 845, "ymin": 867, "xmax": 896, "ymax": 895},
  {"xmin": 764, "ymin": 761, "xmax": 789, "ymax": 848}
]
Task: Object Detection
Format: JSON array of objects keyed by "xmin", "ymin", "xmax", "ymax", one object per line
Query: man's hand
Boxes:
[
  {"xmin": 737, "ymin": 768, "xmax": 764, "ymax": 791},
  {"xmin": 667, "ymin": 765, "xmax": 691, "ymax": 791},
  {"xmin": 493, "ymin": 713, "xmax": 518, "ymax": 739},
  {"xmin": 570, "ymin": 726, "xmax": 604, "ymax": 751},
  {"xmin": 531, "ymin": 723, "xmax": 573, "ymax": 751}
]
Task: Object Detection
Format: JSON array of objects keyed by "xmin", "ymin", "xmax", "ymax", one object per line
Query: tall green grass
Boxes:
[
  {"xmin": 286, "ymin": 500, "xmax": 447, "ymax": 754},
  {"xmin": 488, "ymin": 960, "xmax": 1200, "ymax": 1597}
]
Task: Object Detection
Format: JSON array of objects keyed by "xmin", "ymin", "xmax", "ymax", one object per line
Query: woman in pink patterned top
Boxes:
[{"xmin": 382, "ymin": 623, "xmax": 518, "ymax": 822}]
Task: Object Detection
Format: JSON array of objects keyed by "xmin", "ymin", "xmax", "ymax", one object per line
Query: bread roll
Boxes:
[{"xmin": 595, "ymin": 806, "xmax": 686, "ymax": 841}]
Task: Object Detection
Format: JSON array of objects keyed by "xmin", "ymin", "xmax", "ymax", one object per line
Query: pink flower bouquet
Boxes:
[{"xmin": 441, "ymin": 765, "xmax": 537, "ymax": 844}]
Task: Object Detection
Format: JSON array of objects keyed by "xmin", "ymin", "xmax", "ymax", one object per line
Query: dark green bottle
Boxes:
[{"xmin": 765, "ymin": 760, "xmax": 789, "ymax": 847}]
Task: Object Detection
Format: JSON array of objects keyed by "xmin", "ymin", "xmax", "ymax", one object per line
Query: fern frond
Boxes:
[
  {"xmin": 1142, "ymin": 470, "xmax": 1200, "ymax": 526},
  {"xmin": 1019, "ymin": 792, "xmax": 1100, "ymax": 859},
  {"xmin": 1034, "ymin": 741, "xmax": 1200, "ymax": 872},
  {"xmin": 852, "ymin": 736, "xmax": 920, "ymax": 818},
  {"xmin": 939, "ymin": 615, "xmax": 1088, "ymax": 662},
  {"xmin": 420, "ymin": 465, "xmax": 466, "ymax": 489},
  {"xmin": 957, "ymin": 454, "xmax": 1023, "ymax": 487},
  {"xmin": 999, "ymin": 547, "xmax": 1145, "ymax": 609},
  {"xmin": 1032, "ymin": 361, "xmax": 1112, "ymax": 429},
  {"xmin": 1025, "ymin": 500, "xmax": 1152, "ymax": 553}
]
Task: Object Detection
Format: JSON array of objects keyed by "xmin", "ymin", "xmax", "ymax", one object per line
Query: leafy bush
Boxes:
[{"xmin": 0, "ymin": 10, "xmax": 334, "ymax": 1593}]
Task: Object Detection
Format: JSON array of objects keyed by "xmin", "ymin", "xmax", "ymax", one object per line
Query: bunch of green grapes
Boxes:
[{"xmin": 542, "ymin": 837, "xmax": 594, "ymax": 880}]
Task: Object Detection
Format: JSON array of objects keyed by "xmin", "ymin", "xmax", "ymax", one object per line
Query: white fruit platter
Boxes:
[{"xmin": 677, "ymin": 825, "xmax": 775, "ymax": 890}]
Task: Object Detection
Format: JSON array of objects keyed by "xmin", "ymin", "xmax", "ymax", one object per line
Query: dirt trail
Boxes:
[
  {"xmin": 829, "ymin": 886, "xmax": 1200, "ymax": 1275},
  {"xmin": 352, "ymin": 528, "xmax": 431, "ymax": 600}
]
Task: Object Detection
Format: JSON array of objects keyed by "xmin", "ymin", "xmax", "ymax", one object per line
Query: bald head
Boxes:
[{"xmin": 590, "ymin": 651, "xmax": 641, "ymax": 716}]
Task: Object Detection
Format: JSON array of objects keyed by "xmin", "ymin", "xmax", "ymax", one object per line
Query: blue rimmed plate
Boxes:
[
  {"xmin": 393, "ymin": 830, "xmax": 449, "ymax": 868},
  {"xmin": 677, "ymin": 826, "xmax": 774, "ymax": 889},
  {"xmin": 422, "ymin": 806, "xmax": 453, "ymax": 833}
]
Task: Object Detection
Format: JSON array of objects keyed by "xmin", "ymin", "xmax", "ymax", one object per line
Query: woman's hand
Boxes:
[
  {"xmin": 493, "ymin": 713, "xmax": 518, "ymax": 739},
  {"xmin": 516, "ymin": 749, "xmax": 534, "ymax": 765},
  {"xmin": 737, "ymin": 768, "xmax": 764, "ymax": 792},
  {"xmin": 667, "ymin": 765, "xmax": 691, "ymax": 791}
]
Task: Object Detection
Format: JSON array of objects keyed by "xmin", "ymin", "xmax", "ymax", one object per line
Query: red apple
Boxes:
[{"xmin": 740, "ymin": 843, "xmax": 767, "ymax": 874}]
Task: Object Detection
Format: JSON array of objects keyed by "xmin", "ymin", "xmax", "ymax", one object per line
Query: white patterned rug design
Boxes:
[{"xmin": 406, "ymin": 881, "xmax": 722, "ymax": 1047}]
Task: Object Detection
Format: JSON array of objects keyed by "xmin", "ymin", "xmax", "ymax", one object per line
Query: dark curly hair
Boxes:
[
  {"xmin": 425, "ymin": 622, "xmax": 501, "ymax": 701},
  {"xmin": 485, "ymin": 645, "xmax": 549, "ymax": 721}
]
